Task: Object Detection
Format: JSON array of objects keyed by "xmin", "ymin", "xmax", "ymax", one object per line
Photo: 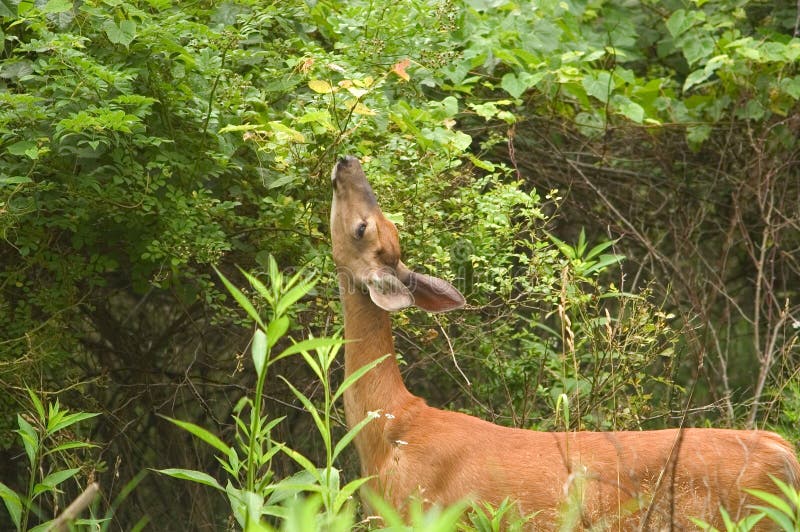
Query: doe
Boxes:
[{"xmin": 329, "ymin": 155, "xmax": 799, "ymax": 530}]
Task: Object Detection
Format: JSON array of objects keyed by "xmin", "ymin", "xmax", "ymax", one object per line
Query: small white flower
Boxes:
[
  {"xmin": 792, "ymin": 320, "xmax": 800, "ymax": 330},
  {"xmin": 367, "ymin": 411, "xmax": 381, "ymax": 419},
  {"xmin": 384, "ymin": 413, "xmax": 395, "ymax": 419},
  {"xmin": 394, "ymin": 440, "xmax": 408, "ymax": 446}
]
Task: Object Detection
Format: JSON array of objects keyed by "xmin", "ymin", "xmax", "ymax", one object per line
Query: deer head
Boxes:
[{"xmin": 330, "ymin": 156, "xmax": 465, "ymax": 313}]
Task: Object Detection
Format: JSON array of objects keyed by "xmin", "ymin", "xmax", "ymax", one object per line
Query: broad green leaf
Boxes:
[
  {"xmin": 103, "ymin": 19, "xmax": 137, "ymax": 47},
  {"xmin": 582, "ymin": 71, "xmax": 612, "ymax": 103},
  {"xmin": 41, "ymin": 0, "xmax": 72, "ymax": 13},
  {"xmin": 7, "ymin": 140, "xmax": 39, "ymax": 159},
  {"xmin": 0, "ymin": 482, "xmax": 21, "ymax": 530},
  {"xmin": 159, "ymin": 416, "xmax": 232, "ymax": 456},
  {"xmin": 0, "ymin": 175, "xmax": 33, "ymax": 186},
  {"xmin": 616, "ymin": 99, "xmax": 645, "ymax": 123},
  {"xmin": 665, "ymin": 10, "xmax": 689, "ymax": 38},
  {"xmin": 252, "ymin": 328, "xmax": 267, "ymax": 377},
  {"xmin": 682, "ymin": 35, "xmax": 715, "ymax": 66},
  {"xmin": 154, "ymin": 468, "xmax": 224, "ymax": 491},
  {"xmin": 500, "ymin": 72, "xmax": 526, "ymax": 99},
  {"xmin": 665, "ymin": 9, "xmax": 704, "ymax": 38},
  {"xmin": 296, "ymin": 110, "xmax": 334, "ymax": 130},
  {"xmin": 268, "ymin": 121, "xmax": 305, "ymax": 143},
  {"xmin": 781, "ymin": 76, "xmax": 800, "ymax": 100},
  {"xmin": 266, "ymin": 316, "xmax": 289, "ymax": 348}
]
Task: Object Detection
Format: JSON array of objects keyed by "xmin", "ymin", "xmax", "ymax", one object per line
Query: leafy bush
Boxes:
[{"xmin": 2, "ymin": 0, "xmax": 798, "ymax": 528}]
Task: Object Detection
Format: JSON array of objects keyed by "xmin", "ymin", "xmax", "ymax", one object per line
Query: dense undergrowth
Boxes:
[{"xmin": 1, "ymin": 0, "xmax": 798, "ymax": 529}]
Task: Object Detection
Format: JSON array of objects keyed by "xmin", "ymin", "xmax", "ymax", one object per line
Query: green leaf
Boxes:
[
  {"xmin": 585, "ymin": 238, "xmax": 617, "ymax": 261},
  {"xmin": 275, "ymin": 278, "xmax": 316, "ymax": 317},
  {"xmin": 252, "ymin": 328, "xmax": 268, "ymax": 377},
  {"xmin": 500, "ymin": 72, "xmax": 525, "ymax": 99},
  {"xmin": 41, "ymin": 0, "xmax": 72, "ymax": 13},
  {"xmin": 7, "ymin": 140, "xmax": 39, "ymax": 159},
  {"xmin": 47, "ymin": 412, "xmax": 99, "ymax": 436},
  {"xmin": 0, "ymin": 482, "xmax": 22, "ymax": 530},
  {"xmin": 682, "ymin": 35, "xmax": 715, "ymax": 66},
  {"xmin": 266, "ymin": 316, "xmax": 289, "ymax": 349},
  {"xmin": 280, "ymin": 377, "xmax": 327, "ymax": 449},
  {"xmin": 781, "ymin": 76, "xmax": 800, "ymax": 100},
  {"xmin": 582, "ymin": 71, "xmax": 613, "ymax": 103},
  {"xmin": 332, "ymin": 411, "xmax": 377, "ymax": 463},
  {"xmin": 665, "ymin": 10, "xmax": 690, "ymax": 38},
  {"xmin": 159, "ymin": 416, "xmax": 232, "ymax": 456},
  {"xmin": 745, "ymin": 488, "xmax": 794, "ymax": 517},
  {"xmin": 103, "ymin": 19, "xmax": 137, "ymax": 47},
  {"xmin": 26, "ymin": 388, "xmax": 46, "ymax": 422},
  {"xmin": 215, "ymin": 267, "xmax": 266, "ymax": 329},
  {"xmin": 16, "ymin": 414, "xmax": 38, "ymax": 467},
  {"xmin": 273, "ymin": 337, "xmax": 342, "ymax": 364},
  {"xmin": 266, "ymin": 470, "xmax": 322, "ymax": 505},
  {"xmin": 334, "ymin": 476, "xmax": 372, "ymax": 513},
  {"xmin": 154, "ymin": 468, "xmax": 224, "ymax": 491},
  {"xmin": 616, "ymin": 98, "xmax": 645, "ymax": 123},
  {"xmin": 44, "ymin": 441, "xmax": 98, "ymax": 456},
  {"xmin": 468, "ymin": 154, "xmax": 496, "ymax": 172},
  {"xmin": 280, "ymin": 447, "xmax": 321, "ymax": 481},
  {"xmin": 0, "ymin": 175, "xmax": 33, "ymax": 186},
  {"xmin": 665, "ymin": 9, "xmax": 704, "ymax": 38},
  {"xmin": 33, "ymin": 468, "xmax": 80, "ymax": 498}
]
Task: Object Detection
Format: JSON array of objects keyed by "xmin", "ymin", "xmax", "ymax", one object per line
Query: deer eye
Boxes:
[{"xmin": 355, "ymin": 221, "xmax": 367, "ymax": 239}]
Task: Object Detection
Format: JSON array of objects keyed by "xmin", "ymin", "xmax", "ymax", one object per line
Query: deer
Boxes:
[{"xmin": 329, "ymin": 155, "xmax": 800, "ymax": 530}]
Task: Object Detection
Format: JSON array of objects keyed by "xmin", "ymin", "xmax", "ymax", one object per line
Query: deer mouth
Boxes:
[{"xmin": 330, "ymin": 156, "xmax": 378, "ymax": 207}]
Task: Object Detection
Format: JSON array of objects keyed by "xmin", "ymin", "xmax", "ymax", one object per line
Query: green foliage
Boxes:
[
  {"xmin": 1, "ymin": 0, "xmax": 798, "ymax": 528},
  {"xmin": 690, "ymin": 476, "xmax": 800, "ymax": 532},
  {"xmin": 156, "ymin": 261, "xmax": 372, "ymax": 529},
  {"xmin": 0, "ymin": 389, "xmax": 98, "ymax": 531}
]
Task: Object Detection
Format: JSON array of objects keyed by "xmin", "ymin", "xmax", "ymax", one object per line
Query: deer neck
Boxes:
[{"xmin": 338, "ymin": 279, "xmax": 414, "ymax": 473}]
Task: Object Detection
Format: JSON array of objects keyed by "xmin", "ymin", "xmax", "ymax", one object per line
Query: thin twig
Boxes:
[{"xmin": 48, "ymin": 482, "xmax": 100, "ymax": 532}]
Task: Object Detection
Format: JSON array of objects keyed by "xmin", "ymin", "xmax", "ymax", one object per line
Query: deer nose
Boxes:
[{"xmin": 336, "ymin": 155, "xmax": 351, "ymax": 167}]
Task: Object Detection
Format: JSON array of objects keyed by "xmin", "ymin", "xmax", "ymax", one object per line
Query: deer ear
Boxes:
[
  {"xmin": 397, "ymin": 262, "xmax": 465, "ymax": 313},
  {"xmin": 366, "ymin": 270, "xmax": 415, "ymax": 311}
]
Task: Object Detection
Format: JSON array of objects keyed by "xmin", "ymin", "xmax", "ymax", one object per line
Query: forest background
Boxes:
[{"xmin": 1, "ymin": 0, "xmax": 799, "ymax": 529}]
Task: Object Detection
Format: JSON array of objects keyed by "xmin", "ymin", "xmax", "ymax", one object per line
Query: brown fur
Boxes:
[{"xmin": 330, "ymin": 156, "xmax": 800, "ymax": 530}]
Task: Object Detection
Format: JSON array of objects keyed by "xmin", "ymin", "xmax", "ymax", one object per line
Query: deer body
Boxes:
[{"xmin": 330, "ymin": 156, "xmax": 800, "ymax": 530}]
